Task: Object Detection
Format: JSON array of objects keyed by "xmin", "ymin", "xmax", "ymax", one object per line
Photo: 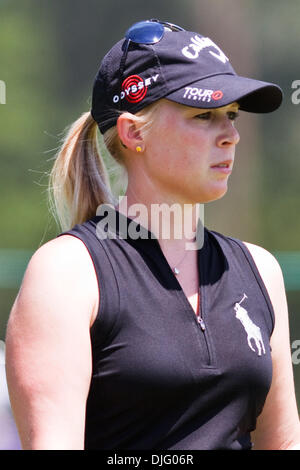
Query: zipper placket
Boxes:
[
  {"xmin": 154, "ymin": 237, "xmax": 213, "ymax": 366},
  {"xmin": 197, "ymin": 315, "xmax": 206, "ymax": 331},
  {"xmin": 196, "ymin": 284, "xmax": 212, "ymax": 366},
  {"xmin": 196, "ymin": 285, "xmax": 206, "ymax": 331}
]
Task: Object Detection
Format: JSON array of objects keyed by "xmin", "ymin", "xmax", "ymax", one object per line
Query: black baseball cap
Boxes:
[{"xmin": 91, "ymin": 19, "xmax": 283, "ymax": 134}]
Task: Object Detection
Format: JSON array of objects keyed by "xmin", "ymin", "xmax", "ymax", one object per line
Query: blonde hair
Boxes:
[{"xmin": 48, "ymin": 100, "xmax": 163, "ymax": 232}]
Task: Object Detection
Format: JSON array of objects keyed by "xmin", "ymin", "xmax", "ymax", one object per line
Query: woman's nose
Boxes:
[{"xmin": 216, "ymin": 120, "xmax": 240, "ymax": 148}]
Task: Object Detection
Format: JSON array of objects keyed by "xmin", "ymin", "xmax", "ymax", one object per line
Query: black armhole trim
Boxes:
[
  {"xmin": 57, "ymin": 231, "xmax": 105, "ymax": 325},
  {"xmin": 57, "ymin": 228, "xmax": 121, "ymax": 347}
]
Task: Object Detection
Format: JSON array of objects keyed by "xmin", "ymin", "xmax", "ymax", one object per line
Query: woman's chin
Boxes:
[{"xmin": 196, "ymin": 184, "xmax": 229, "ymax": 204}]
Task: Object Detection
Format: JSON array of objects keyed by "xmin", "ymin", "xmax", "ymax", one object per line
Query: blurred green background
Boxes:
[{"xmin": 0, "ymin": 0, "xmax": 300, "ymax": 448}]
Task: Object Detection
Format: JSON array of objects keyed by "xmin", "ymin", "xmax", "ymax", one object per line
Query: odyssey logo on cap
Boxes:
[
  {"xmin": 183, "ymin": 87, "xmax": 224, "ymax": 102},
  {"xmin": 113, "ymin": 73, "xmax": 160, "ymax": 104}
]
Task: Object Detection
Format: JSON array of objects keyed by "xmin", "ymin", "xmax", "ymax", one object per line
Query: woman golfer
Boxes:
[{"xmin": 5, "ymin": 19, "xmax": 300, "ymax": 450}]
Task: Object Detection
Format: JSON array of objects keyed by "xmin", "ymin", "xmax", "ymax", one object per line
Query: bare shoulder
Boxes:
[
  {"xmin": 242, "ymin": 241, "xmax": 284, "ymax": 290},
  {"xmin": 27, "ymin": 234, "xmax": 98, "ymax": 291},
  {"xmin": 242, "ymin": 241, "xmax": 280, "ymax": 270},
  {"xmin": 33, "ymin": 233, "xmax": 94, "ymax": 263},
  {"xmin": 242, "ymin": 241, "xmax": 287, "ymax": 331},
  {"xmin": 13, "ymin": 234, "xmax": 99, "ymax": 326}
]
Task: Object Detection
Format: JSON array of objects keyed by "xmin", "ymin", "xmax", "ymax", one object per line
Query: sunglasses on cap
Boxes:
[{"xmin": 118, "ymin": 19, "xmax": 185, "ymax": 109}]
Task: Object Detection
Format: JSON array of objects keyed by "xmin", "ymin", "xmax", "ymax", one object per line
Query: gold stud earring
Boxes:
[{"xmin": 136, "ymin": 146, "xmax": 142, "ymax": 153}]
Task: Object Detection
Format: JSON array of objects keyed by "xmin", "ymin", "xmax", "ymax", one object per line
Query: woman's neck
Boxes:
[{"xmin": 115, "ymin": 190, "xmax": 204, "ymax": 252}]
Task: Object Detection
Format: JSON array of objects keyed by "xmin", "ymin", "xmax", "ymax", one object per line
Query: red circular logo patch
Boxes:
[
  {"xmin": 211, "ymin": 90, "xmax": 223, "ymax": 101},
  {"xmin": 122, "ymin": 75, "xmax": 147, "ymax": 103}
]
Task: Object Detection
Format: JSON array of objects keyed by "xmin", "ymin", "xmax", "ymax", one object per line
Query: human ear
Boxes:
[{"xmin": 117, "ymin": 113, "xmax": 144, "ymax": 152}]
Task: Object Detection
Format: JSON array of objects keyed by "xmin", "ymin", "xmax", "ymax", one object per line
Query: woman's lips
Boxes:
[{"xmin": 210, "ymin": 160, "xmax": 233, "ymax": 174}]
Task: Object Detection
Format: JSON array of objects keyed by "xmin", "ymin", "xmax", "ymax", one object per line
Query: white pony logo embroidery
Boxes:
[{"xmin": 234, "ymin": 294, "xmax": 266, "ymax": 356}]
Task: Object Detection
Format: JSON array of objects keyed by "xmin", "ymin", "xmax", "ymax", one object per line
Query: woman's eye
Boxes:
[
  {"xmin": 227, "ymin": 111, "xmax": 239, "ymax": 121},
  {"xmin": 194, "ymin": 110, "xmax": 239, "ymax": 121},
  {"xmin": 195, "ymin": 112, "xmax": 211, "ymax": 120}
]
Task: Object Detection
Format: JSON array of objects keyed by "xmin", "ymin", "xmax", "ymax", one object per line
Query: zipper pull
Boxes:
[{"xmin": 197, "ymin": 316, "xmax": 206, "ymax": 331}]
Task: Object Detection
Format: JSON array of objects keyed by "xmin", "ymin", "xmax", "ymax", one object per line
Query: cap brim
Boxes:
[{"xmin": 164, "ymin": 74, "xmax": 283, "ymax": 113}]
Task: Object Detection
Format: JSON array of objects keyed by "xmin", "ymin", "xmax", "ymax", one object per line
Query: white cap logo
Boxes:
[{"xmin": 182, "ymin": 35, "xmax": 229, "ymax": 64}]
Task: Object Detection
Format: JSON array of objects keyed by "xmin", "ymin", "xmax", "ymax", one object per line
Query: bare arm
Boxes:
[
  {"xmin": 5, "ymin": 235, "xmax": 99, "ymax": 450},
  {"xmin": 244, "ymin": 242, "xmax": 300, "ymax": 450}
]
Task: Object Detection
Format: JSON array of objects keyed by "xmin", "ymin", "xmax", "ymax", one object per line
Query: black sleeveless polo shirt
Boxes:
[{"xmin": 58, "ymin": 207, "xmax": 274, "ymax": 450}]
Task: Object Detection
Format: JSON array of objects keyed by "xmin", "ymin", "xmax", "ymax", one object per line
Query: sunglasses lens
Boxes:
[{"xmin": 125, "ymin": 21, "xmax": 165, "ymax": 44}]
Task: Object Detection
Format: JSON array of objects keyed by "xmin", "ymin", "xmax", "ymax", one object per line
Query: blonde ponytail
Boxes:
[
  {"xmin": 48, "ymin": 100, "xmax": 164, "ymax": 232},
  {"xmin": 48, "ymin": 112, "xmax": 118, "ymax": 232}
]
